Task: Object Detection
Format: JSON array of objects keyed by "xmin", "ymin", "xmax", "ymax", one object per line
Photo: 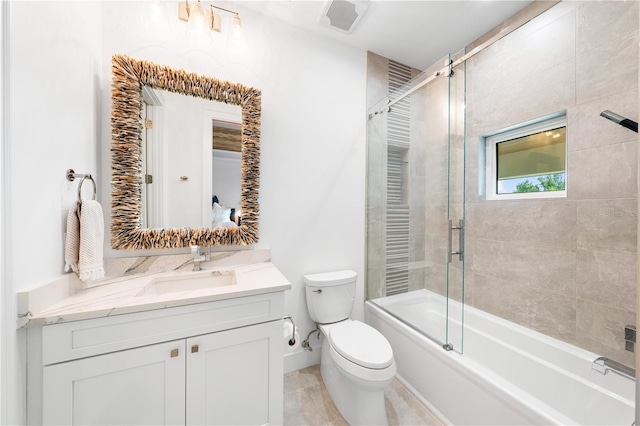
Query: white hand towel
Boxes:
[
  {"xmin": 64, "ymin": 205, "xmax": 80, "ymax": 273},
  {"xmin": 77, "ymin": 200, "xmax": 105, "ymax": 283}
]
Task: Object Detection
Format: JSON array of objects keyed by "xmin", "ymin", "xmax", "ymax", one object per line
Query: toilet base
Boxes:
[{"xmin": 320, "ymin": 341, "xmax": 390, "ymax": 426}]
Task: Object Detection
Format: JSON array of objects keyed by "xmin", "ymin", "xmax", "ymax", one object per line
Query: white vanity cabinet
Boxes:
[
  {"xmin": 43, "ymin": 339, "xmax": 187, "ymax": 425},
  {"xmin": 185, "ymin": 322, "xmax": 280, "ymax": 425},
  {"xmin": 27, "ymin": 292, "xmax": 285, "ymax": 426}
]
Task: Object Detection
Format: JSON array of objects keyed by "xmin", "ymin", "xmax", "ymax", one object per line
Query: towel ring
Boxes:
[
  {"xmin": 66, "ymin": 169, "xmax": 97, "ymax": 202},
  {"xmin": 77, "ymin": 175, "xmax": 97, "ymax": 202}
]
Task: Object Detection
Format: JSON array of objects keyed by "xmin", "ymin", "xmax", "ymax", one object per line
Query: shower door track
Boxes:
[{"xmin": 385, "ymin": 1, "xmax": 560, "ymax": 111}]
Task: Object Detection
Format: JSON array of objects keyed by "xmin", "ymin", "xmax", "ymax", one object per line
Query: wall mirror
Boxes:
[
  {"xmin": 111, "ymin": 54, "xmax": 261, "ymax": 250},
  {"xmin": 140, "ymin": 87, "xmax": 242, "ymax": 230}
]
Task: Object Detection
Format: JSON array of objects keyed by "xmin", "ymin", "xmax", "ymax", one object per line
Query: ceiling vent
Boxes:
[{"xmin": 319, "ymin": 0, "xmax": 370, "ymax": 34}]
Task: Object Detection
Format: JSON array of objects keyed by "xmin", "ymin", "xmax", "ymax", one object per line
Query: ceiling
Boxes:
[{"xmin": 237, "ymin": 0, "xmax": 533, "ymax": 70}]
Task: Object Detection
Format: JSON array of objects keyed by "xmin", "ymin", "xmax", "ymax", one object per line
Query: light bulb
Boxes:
[
  {"xmin": 232, "ymin": 14, "xmax": 242, "ymax": 29},
  {"xmin": 189, "ymin": 1, "xmax": 206, "ymax": 28}
]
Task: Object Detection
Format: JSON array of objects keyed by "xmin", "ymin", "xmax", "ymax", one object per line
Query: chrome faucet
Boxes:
[{"xmin": 190, "ymin": 245, "xmax": 209, "ymax": 271}]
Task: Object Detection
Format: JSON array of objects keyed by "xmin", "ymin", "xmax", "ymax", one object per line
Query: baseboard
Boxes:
[{"xmin": 284, "ymin": 344, "xmax": 321, "ymax": 374}]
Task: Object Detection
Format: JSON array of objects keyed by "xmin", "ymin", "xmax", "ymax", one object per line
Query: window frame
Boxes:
[{"xmin": 484, "ymin": 114, "xmax": 567, "ymax": 201}]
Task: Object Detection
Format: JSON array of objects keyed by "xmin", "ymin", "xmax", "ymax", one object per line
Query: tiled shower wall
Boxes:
[
  {"xmin": 366, "ymin": 54, "xmax": 425, "ymax": 299},
  {"xmin": 366, "ymin": 0, "xmax": 638, "ymax": 366},
  {"xmin": 465, "ymin": 0, "xmax": 638, "ymax": 367}
]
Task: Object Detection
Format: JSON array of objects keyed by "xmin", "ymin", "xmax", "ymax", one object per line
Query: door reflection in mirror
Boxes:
[{"xmin": 141, "ymin": 87, "xmax": 242, "ymax": 229}]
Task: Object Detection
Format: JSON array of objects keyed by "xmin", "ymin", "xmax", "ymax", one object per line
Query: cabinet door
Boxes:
[
  {"xmin": 186, "ymin": 321, "xmax": 283, "ymax": 425},
  {"xmin": 43, "ymin": 340, "xmax": 186, "ymax": 425}
]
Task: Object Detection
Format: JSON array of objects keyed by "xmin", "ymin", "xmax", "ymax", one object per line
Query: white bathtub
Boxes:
[{"xmin": 366, "ymin": 289, "xmax": 635, "ymax": 425}]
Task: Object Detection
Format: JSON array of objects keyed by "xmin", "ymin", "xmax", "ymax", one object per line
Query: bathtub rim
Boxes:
[{"xmin": 365, "ymin": 300, "xmax": 596, "ymax": 426}]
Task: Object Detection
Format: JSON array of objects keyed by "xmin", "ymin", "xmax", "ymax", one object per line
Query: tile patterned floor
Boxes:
[{"xmin": 284, "ymin": 365, "xmax": 443, "ymax": 426}]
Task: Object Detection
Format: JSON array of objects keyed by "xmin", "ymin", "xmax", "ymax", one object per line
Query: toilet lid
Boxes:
[{"xmin": 327, "ymin": 321, "xmax": 393, "ymax": 369}]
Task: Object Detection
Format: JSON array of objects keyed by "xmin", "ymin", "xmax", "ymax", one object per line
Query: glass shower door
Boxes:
[
  {"xmin": 420, "ymin": 53, "xmax": 465, "ymax": 353},
  {"xmin": 445, "ymin": 50, "xmax": 466, "ymax": 353},
  {"xmin": 366, "ymin": 52, "xmax": 465, "ymax": 353}
]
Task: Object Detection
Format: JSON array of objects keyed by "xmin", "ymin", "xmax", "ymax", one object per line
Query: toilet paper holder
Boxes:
[{"xmin": 284, "ymin": 315, "xmax": 297, "ymax": 346}]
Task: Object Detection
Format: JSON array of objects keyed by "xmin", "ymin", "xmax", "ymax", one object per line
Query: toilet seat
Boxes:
[
  {"xmin": 327, "ymin": 341, "xmax": 397, "ymax": 385},
  {"xmin": 321, "ymin": 320, "xmax": 394, "ymax": 369}
]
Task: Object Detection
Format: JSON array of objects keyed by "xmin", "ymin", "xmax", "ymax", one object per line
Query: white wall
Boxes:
[
  {"xmin": 0, "ymin": 2, "xmax": 7, "ymax": 423},
  {"xmin": 5, "ymin": 1, "xmax": 366, "ymax": 419},
  {"xmin": 3, "ymin": 2, "xmax": 101, "ymax": 424},
  {"xmin": 100, "ymin": 1, "xmax": 366, "ymax": 369},
  {"xmin": 8, "ymin": 2, "xmax": 102, "ymax": 423},
  {"xmin": 9, "ymin": 1, "xmax": 102, "ymax": 292}
]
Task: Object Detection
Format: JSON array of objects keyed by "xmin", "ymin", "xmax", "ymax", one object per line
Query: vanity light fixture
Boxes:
[
  {"xmin": 211, "ymin": 4, "xmax": 242, "ymax": 31},
  {"xmin": 178, "ymin": 1, "xmax": 242, "ymax": 33}
]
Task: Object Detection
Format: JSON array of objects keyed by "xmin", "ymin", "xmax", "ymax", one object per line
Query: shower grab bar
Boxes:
[
  {"xmin": 448, "ymin": 219, "xmax": 464, "ymax": 263},
  {"xmin": 592, "ymin": 356, "xmax": 635, "ymax": 381}
]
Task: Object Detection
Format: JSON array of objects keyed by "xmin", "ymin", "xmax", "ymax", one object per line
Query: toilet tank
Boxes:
[{"xmin": 304, "ymin": 270, "xmax": 357, "ymax": 324}]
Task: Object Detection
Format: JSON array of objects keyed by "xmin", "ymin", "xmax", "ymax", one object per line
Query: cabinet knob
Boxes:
[
  {"xmin": 191, "ymin": 345, "xmax": 199, "ymax": 353},
  {"xmin": 170, "ymin": 348, "xmax": 179, "ymax": 358}
]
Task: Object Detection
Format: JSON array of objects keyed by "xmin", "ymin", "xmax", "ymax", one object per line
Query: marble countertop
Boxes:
[{"xmin": 17, "ymin": 250, "xmax": 291, "ymax": 328}]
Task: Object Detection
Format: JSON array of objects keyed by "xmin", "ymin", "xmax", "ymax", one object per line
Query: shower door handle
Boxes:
[{"xmin": 448, "ymin": 219, "xmax": 465, "ymax": 263}]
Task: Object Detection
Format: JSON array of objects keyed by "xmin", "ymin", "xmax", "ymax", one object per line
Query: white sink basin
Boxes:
[{"xmin": 136, "ymin": 270, "xmax": 237, "ymax": 297}]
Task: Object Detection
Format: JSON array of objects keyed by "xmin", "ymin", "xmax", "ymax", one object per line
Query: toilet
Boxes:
[{"xmin": 304, "ymin": 270, "xmax": 396, "ymax": 426}]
